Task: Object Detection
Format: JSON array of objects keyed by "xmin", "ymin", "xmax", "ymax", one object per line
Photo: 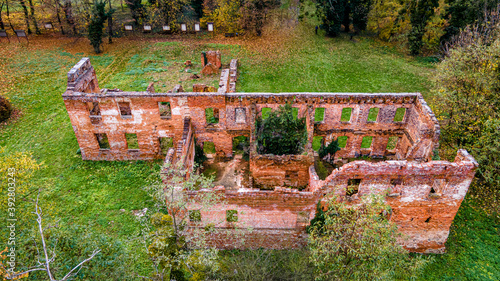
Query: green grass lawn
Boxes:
[
  {"xmin": 314, "ymin": 107, "xmax": 325, "ymax": 122},
  {"xmin": 312, "ymin": 136, "xmax": 323, "ymax": 151},
  {"xmin": 203, "ymin": 141, "xmax": 216, "ymax": 154},
  {"xmin": 394, "ymin": 107, "xmax": 406, "ymax": 122},
  {"xmin": 261, "ymin": 107, "xmax": 272, "ymax": 119},
  {"xmin": 367, "ymin": 107, "xmax": 380, "ymax": 122},
  {"xmin": 360, "ymin": 136, "xmax": 373, "ymax": 149},
  {"xmin": 386, "ymin": 136, "xmax": 399, "ymax": 150},
  {"xmin": 0, "ymin": 25, "xmax": 498, "ymax": 280},
  {"xmin": 341, "ymin": 107, "xmax": 352, "ymax": 122},
  {"xmin": 337, "ymin": 136, "xmax": 348, "ymax": 148}
]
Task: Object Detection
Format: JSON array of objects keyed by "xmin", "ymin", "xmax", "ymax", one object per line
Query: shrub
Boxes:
[
  {"xmin": 318, "ymin": 139, "xmax": 340, "ymax": 162},
  {"xmin": 0, "ymin": 96, "xmax": 12, "ymax": 122},
  {"xmin": 195, "ymin": 142, "xmax": 207, "ymax": 167},
  {"xmin": 214, "ymin": 249, "xmax": 315, "ymax": 280},
  {"xmin": 256, "ymin": 103, "xmax": 307, "ymax": 155},
  {"xmin": 308, "ymin": 195, "xmax": 430, "ymax": 280},
  {"xmin": 432, "ymin": 32, "xmax": 500, "ymax": 213}
]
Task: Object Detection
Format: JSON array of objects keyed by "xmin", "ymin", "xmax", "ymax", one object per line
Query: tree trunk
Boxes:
[
  {"xmin": 28, "ymin": 0, "xmax": 40, "ymax": 34},
  {"xmin": 108, "ymin": 0, "xmax": 112, "ymax": 43},
  {"xmin": 18, "ymin": 0, "xmax": 32, "ymax": 34},
  {"xmin": 0, "ymin": 2, "xmax": 5, "ymax": 29},
  {"xmin": 6, "ymin": 0, "xmax": 15, "ymax": 32},
  {"xmin": 56, "ymin": 0, "xmax": 65, "ymax": 35},
  {"xmin": 64, "ymin": 0, "xmax": 76, "ymax": 34}
]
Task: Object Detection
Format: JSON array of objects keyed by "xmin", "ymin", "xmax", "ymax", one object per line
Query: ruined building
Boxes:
[{"xmin": 63, "ymin": 54, "xmax": 477, "ymax": 253}]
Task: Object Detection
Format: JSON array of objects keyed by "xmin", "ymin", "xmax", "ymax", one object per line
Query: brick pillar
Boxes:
[
  {"xmin": 66, "ymin": 57, "xmax": 100, "ymax": 93},
  {"xmin": 305, "ymin": 106, "xmax": 314, "ymax": 152},
  {"xmin": 372, "ymin": 136, "xmax": 389, "ymax": 158}
]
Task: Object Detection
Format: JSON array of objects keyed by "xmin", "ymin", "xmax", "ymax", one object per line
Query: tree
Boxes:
[
  {"xmin": 201, "ymin": 0, "xmax": 241, "ymax": 33},
  {"xmin": 443, "ymin": 0, "xmax": 500, "ymax": 41},
  {"xmin": 318, "ymin": 139, "xmax": 340, "ymax": 164},
  {"xmin": 404, "ymin": 0, "xmax": 439, "ymax": 55},
  {"xmin": 0, "ymin": 0, "xmax": 6, "ymax": 29},
  {"xmin": 317, "ymin": 0, "xmax": 371, "ymax": 37},
  {"xmin": 139, "ymin": 161, "xmax": 225, "ymax": 280},
  {"xmin": 351, "ymin": 0, "xmax": 371, "ymax": 32},
  {"xmin": 1, "ymin": 193, "xmax": 100, "ymax": 280},
  {"xmin": 431, "ymin": 29, "xmax": 500, "ymax": 213},
  {"xmin": 367, "ymin": 0, "xmax": 405, "ymax": 40},
  {"xmin": 63, "ymin": 0, "xmax": 77, "ymax": 34},
  {"xmin": 87, "ymin": 0, "xmax": 114, "ymax": 53},
  {"xmin": 150, "ymin": 0, "xmax": 187, "ymax": 28},
  {"xmin": 317, "ymin": 0, "xmax": 346, "ymax": 36},
  {"xmin": 27, "ymin": 0, "xmax": 40, "ymax": 34},
  {"xmin": 308, "ymin": 195, "xmax": 429, "ymax": 280},
  {"xmin": 18, "ymin": 0, "xmax": 31, "ymax": 34},
  {"xmin": 256, "ymin": 103, "xmax": 308, "ymax": 155},
  {"xmin": 240, "ymin": 0, "xmax": 279, "ymax": 36},
  {"xmin": 126, "ymin": 0, "xmax": 144, "ymax": 25}
]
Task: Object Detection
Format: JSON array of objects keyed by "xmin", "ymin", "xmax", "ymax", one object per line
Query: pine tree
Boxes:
[
  {"xmin": 88, "ymin": 0, "xmax": 114, "ymax": 53},
  {"xmin": 317, "ymin": 0, "xmax": 346, "ymax": 37}
]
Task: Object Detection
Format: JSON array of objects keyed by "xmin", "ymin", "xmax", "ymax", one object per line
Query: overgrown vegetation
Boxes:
[
  {"xmin": 0, "ymin": 21, "xmax": 497, "ymax": 279},
  {"xmin": 256, "ymin": 103, "xmax": 307, "ymax": 155},
  {"xmin": 318, "ymin": 139, "xmax": 340, "ymax": 164},
  {"xmin": 213, "ymin": 249, "xmax": 315, "ymax": 280},
  {"xmin": 0, "ymin": 95, "xmax": 12, "ymax": 122},
  {"xmin": 140, "ymin": 161, "xmax": 222, "ymax": 280},
  {"xmin": 431, "ymin": 18, "xmax": 500, "ymax": 215},
  {"xmin": 308, "ymin": 195, "xmax": 430, "ymax": 280}
]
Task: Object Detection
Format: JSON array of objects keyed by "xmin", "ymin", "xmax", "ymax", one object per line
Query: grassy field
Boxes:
[{"xmin": 0, "ymin": 25, "xmax": 498, "ymax": 280}]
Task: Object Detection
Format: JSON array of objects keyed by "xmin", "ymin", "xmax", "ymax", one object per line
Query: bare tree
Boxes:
[
  {"xmin": 2, "ymin": 192, "xmax": 100, "ymax": 281},
  {"xmin": 441, "ymin": 4, "xmax": 500, "ymax": 57}
]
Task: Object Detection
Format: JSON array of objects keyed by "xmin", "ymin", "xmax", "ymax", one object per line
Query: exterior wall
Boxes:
[
  {"xmin": 185, "ymin": 186, "xmax": 319, "ymax": 249},
  {"xmin": 64, "ymin": 57, "xmax": 437, "ymax": 163},
  {"xmin": 184, "ymin": 150, "xmax": 477, "ymax": 253},
  {"xmin": 310, "ymin": 149, "xmax": 477, "ymax": 253},
  {"xmin": 63, "ymin": 93, "xmax": 188, "ymax": 160},
  {"xmin": 63, "ymin": 58, "xmax": 476, "ymax": 254}
]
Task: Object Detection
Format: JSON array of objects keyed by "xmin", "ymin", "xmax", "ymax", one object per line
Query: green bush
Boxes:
[
  {"xmin": 0, "ymin": 96, "xmax": 12, "ymax": 122},
  {"xmin": 195, "ymin": 141, "xmax": 207, "ymax": 167},
  {"xmin": 308, "ymin": 195, "xmax": 430, "ymax": 280},
  {"xmin": 88, "ymin": 1, "xmax": 114, "ymax": 54},
  {"xmin": 214, "ymin": 249, "xmax": 315, "ymax": 280},
  {"xmin": 318, "ymin": 139, "xmax": 340, "ymax": 160},
  {"xmin": 256, "ymin": 103, "xmax": 307, "ymax": 155}
]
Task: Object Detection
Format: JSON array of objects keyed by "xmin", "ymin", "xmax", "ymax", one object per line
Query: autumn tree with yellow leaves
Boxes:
[{"xmin": 431, "ymin": 22, "xmax": 500, "ymax": 213}]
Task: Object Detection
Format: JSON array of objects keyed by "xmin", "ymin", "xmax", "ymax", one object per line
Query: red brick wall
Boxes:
[
  {"xmin": 63, "ymin": 58, "xmax": 475, "ymax": 253},
  {"xmin": 184, "ymin": 150, "xmax": 477, "ymax": 253}
]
